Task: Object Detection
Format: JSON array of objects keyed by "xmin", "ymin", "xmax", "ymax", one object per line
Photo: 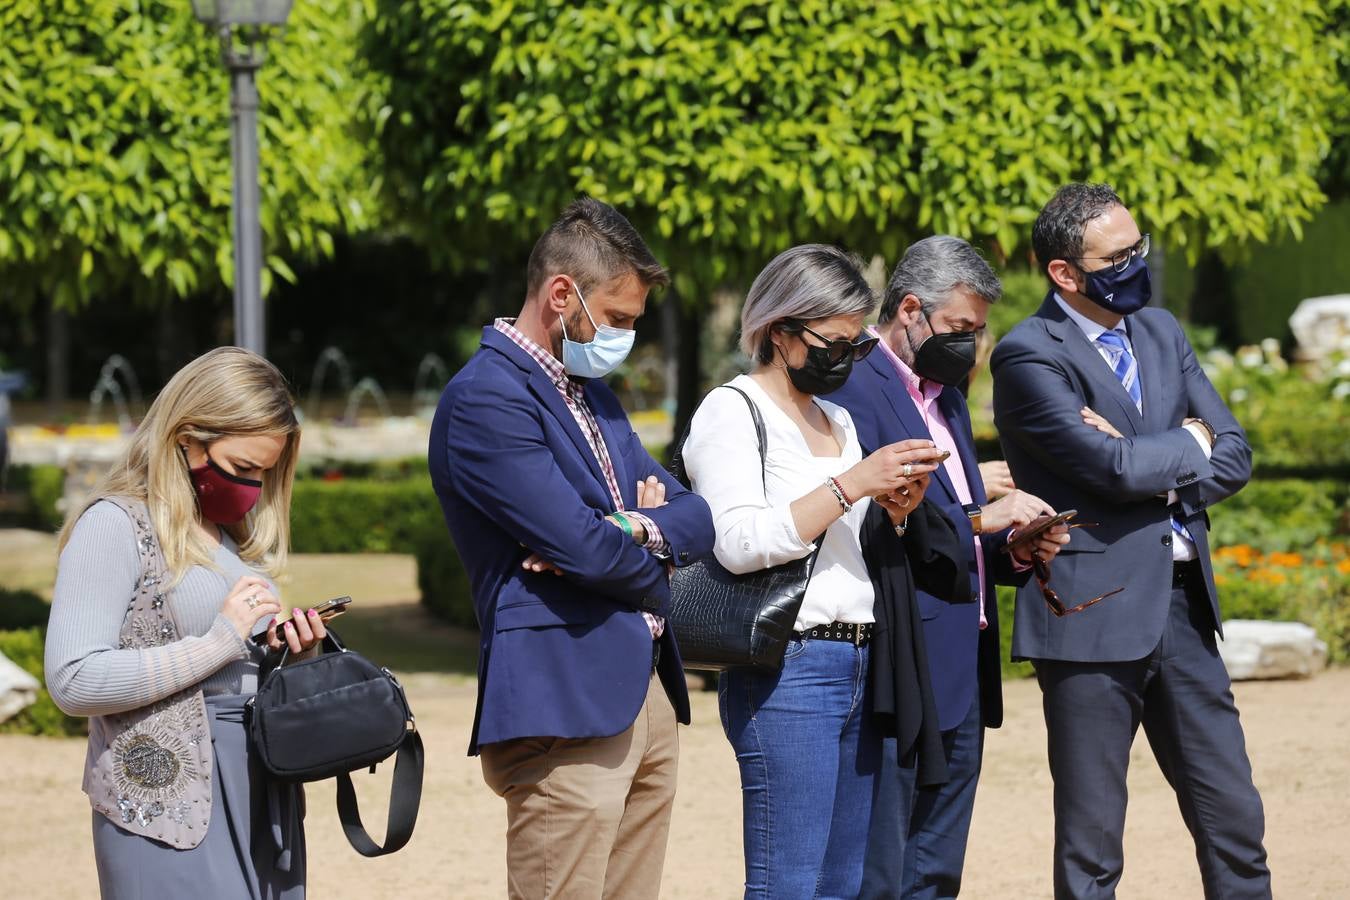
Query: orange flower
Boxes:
[
  {"xmin": 1247, "ymin": 568, "xmax": 1288, "ymax": 586},
  {"xmin": 1337, "ymin": 559, "xmax": 1350, "ymax": 576},
  {"xmin": 1267, "ymin": 552, "xmax": 1304, "ymax": 568}
]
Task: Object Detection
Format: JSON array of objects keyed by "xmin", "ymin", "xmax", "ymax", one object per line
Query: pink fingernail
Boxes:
[
  {"xmin": 285, "ymin": 621, "xmax": 294, "ymax": 631},
  {"xmin": 307, "ymin": 609, "xmax": 318, "ymax": 618}
]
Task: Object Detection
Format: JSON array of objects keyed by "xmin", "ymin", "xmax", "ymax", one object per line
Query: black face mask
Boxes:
[
  {"xmin": 907, "ymin": 315, "xmax": 977, "ymax": 387},
  {"xmin": 785, "ymin": 340, "xmax": 855, "ymax": 396}
]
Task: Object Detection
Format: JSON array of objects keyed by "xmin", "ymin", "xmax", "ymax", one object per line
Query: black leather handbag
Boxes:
[
  {"xmin": 248, "ymin": 629, "xmax": 424, "ymax": 857},
  {"xmin": 667, "ymin": 385, "xmax": 819, "ymax": 672}
]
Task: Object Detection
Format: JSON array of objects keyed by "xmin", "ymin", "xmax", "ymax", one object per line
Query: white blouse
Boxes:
[{"xmin": 682, "ymin": 374, "xmax": 875, "ymax": 630}]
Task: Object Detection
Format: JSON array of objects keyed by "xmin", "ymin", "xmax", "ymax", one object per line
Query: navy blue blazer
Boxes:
[
  {"xmin": 429, "ymin": 327, "xmax": 715, "ymax": 753},
  {"xmin": 990, "ymin": 295, "xmax": 1251, "ymax": 663},
  {"xmin": 833, "ymin": 349, "xmax": 1020, "ymax": 731}
]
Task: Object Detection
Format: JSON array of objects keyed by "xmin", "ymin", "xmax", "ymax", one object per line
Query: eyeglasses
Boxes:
[
  {"xmin": 1033, "ymin": 555, "xmax": 1124, "ymax": 617},
  {"xmin": 789, "ymin": 322, "xmax": 880, "ymax": 365},
  {"xmin": 1009, "ymin": 513, "xmax": 1123, "ymax": 617},
  {"xmin": 1072, "ymin": 233, "xmax": 1150, "ymax": 274}
]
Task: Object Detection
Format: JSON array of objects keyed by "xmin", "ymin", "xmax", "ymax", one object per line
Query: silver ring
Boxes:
[
  {"xmin": 246, "ymin": 592, "xmax": 260, "ymax": 609},
  {"xmin": 902, "ymin": 463, "xmax": 914, "ymax": 478}
]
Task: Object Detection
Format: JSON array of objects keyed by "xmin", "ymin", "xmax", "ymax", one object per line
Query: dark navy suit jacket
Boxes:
[
  {"xmin": 429, "ymin": 327, "xmax": 715, "ymax": 753},
  {"xmin": 990, "ymin": 295, "xmax": 1251, "ymax": 662},
  {"xmin": 833, "ymin": 349, "xmax": 1021, "ymax": 731}
]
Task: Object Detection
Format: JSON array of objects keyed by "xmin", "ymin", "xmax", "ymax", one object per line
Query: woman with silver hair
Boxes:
[{"xmin": 681, "ymin": 245, "xmax": 965, "ymax": 898}]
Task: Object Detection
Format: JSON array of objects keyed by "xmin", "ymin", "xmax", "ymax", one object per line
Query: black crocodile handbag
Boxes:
[{"xmin": 668, "ymin": 386, "xmax": 819, "ymax": 672}]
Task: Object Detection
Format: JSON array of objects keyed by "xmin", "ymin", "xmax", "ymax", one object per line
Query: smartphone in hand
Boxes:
[{"xmin": 250, "ymin": 596, "xmax": 352, "ymax": 645}]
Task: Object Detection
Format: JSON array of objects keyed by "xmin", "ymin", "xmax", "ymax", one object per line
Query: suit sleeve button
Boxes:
[
  {"xmin": 1161, "ymin": 534, "xmax": 1173, "ymax": 546},
  {"xmin": 678, "ymin": 551, "xmax": 689, "ymax": 563}
]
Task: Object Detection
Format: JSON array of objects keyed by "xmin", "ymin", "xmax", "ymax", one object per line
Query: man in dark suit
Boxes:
[
  {"xmin": 990, "ymin": 183, "xmax": 1270, "ymax": 899},
  {"xmin": 429, "ymin": 198, "xmax": 714, "ymax": 899},
  {"xmin": 833, "ymin": 236, "xmax": 1069, "ymax": 899}
]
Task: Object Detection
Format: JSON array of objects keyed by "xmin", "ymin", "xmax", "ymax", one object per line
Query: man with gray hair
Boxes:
[{"xmin": 832, "ymin": 235, "xmax": 1070, "ymax": 899}]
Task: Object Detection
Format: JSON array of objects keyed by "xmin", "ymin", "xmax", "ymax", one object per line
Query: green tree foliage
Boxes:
[
  {"xmin": 366, "ymin": 0, "xmax": 1346, "ymax": 289},
  {"xmin": 0, "ymin": 1, "xmax": 376, "ymax": 311}
]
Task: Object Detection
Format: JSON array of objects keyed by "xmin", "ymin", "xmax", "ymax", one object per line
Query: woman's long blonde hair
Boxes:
[{"xmin": 58, "ymin": 347, "xmax": 301, "ymax": 582}]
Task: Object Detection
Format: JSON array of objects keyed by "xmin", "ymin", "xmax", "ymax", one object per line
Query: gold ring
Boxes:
[{"xmin": 902, "ymin": 463, "xmax": 914, "ymax": 477}]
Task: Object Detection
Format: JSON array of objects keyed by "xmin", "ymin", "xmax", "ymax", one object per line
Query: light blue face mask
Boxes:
[{"xmin": 560, "ymin": 281, "xmax": 636, "ymax": 378}]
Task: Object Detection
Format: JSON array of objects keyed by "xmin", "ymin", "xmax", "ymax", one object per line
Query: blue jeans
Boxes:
[{"xmin": 719, "ymin": 636, "xmax": 880, "ymax": 900}]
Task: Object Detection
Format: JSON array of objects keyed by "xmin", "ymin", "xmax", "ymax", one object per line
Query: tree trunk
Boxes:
[
  {"xmin": 668, "ymin": 289, "xmax": 702, "ymax": 464},
  {"xmin": 45, "ymin": 297, "xmax": 69, "ymax": 420}
]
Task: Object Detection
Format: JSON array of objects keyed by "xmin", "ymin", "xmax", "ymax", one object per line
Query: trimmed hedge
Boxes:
[
  {"xmin": 0, "ymin": 464, "xmax": 63, "ymax": 530},
  {"xmin": 0, "ymin": 588, "xmax": 49, "ymax": 630},
  {"xmin": 289, "ymin": 476, "xmax": 444, "ymax": 554},
  {"xmin": 0, "ymin": 627, "xmax": 85, "ymax": 737},
  {"xmin": 413, "ymin": 528, "xmax": 476, "ymax": 630}
]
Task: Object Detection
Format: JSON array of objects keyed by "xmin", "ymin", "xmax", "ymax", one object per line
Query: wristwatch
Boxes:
[{"xmin": 963, "ymin": 503, "xmax": 983, "ymax": 535}]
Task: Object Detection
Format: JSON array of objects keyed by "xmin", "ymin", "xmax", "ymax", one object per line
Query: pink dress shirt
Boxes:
[{"xmin": 871, "ymin": 327, "xmax": 989, "ymax": 629}]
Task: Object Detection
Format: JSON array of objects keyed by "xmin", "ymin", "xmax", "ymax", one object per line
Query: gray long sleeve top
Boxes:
[{"xmin": 45, "ymin": 500, "xmax": 272, "ymax": 717}]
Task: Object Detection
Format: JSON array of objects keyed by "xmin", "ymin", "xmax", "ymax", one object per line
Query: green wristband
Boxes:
[{"xmin": 612, "ymin": 511, "xmax": 634, "ymax": 538}]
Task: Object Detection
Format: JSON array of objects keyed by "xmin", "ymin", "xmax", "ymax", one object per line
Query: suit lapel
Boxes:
[
  {"xmin": 482, "ymin": 328, "xmax": 617, "ymax": 506},
  {"xmin": 1125, "ymin": 315, "xmax": 1166, "ymax": 432},
  {"xmin": 867, "ymin": 353, "xmax": 961, "ymax": 505},
  {"xmin": 1038, "ymin": 294, "xmax": 1145, "ymax": 434},
  {"xmin": 937, "ymin": 389, "xmax": 986, "ymax": 506}
]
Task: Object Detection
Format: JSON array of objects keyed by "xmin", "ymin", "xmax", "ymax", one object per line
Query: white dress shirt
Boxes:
[
  {"xmin": 1053, "ymin": 295, "xmax": 1210, "ymax": 561},
  {"xmin": 681, "ymin": 374, "xmax": 875, "ymax": 630}
]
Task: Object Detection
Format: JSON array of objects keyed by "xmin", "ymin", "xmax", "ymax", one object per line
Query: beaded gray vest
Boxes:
[{"xmin": 82, "ymin": 497, "xmax": 214, "ymax": 849}]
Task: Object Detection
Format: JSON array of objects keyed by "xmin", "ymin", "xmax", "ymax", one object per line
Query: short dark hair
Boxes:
[
  {"xmin": 525, "ymin": 197, "xmax": 669, "ymax": 297},
  {"xmin": 878, "ymin": 235, "xmax": 1002, "ymax": 324},
  {"xmin": 1031, "ymin": 183, "xmax": 1124, "ymax": 280}
]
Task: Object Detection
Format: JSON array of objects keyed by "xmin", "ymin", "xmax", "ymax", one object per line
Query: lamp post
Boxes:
[{"xmin": 191, "ymin": 0, "xmax": 294, "ymax": 357}]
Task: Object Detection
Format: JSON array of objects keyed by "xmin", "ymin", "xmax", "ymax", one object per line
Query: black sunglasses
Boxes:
[{"xmin": 785, "ymin": 322, "xmax": 880, "ymax": 365}]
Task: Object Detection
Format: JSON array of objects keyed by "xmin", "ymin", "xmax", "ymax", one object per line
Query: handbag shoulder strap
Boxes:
[
  {"xmin": 716, "ymin": 384, "xmax": 768, "ymax": 492},
  {"xmin": 334, "ymin": 728, "xmax": 425, "ymax": 857},
  {"xmin": 668, "ymin": 382, "xmax": 769, "ymax": 490}
]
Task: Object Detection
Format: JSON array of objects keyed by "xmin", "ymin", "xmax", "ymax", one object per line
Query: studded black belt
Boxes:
[{"xmin": 794, "ymin": 621, "xmax": 874, "ymax": 646}]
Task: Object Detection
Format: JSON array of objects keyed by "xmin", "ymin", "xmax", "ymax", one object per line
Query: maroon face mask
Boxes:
[{"xmin": 184, "ymin": 447, "xmax": 263, "ymax": 524}]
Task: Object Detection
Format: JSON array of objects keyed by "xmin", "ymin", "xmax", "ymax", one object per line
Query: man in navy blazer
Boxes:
[
  {"xmin": 429, "ymin": 198, "xmax": 714, "ymax": 899},
  {"xmin": 991, "ymin": 184, "xmax": 1269, "ymax": 899},
  {"xmin": 834, "ymin": 236, "xmax": 1068, "ymax": 899}
]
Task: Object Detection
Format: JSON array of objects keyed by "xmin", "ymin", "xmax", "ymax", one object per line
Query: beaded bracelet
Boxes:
[{"xmin": 825, "ymin": 477, "xmax": 853, "ymax": 512}]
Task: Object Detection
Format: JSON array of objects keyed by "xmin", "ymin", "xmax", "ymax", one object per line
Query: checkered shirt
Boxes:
[{"xmin": 494, "ymin": 318, "xmax": 667, "ymax": 639}]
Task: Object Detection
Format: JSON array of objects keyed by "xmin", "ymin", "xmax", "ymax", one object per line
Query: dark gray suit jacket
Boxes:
[{"xmin": 989, "ymin": 294, "xmax": 1252, "ymax": 663}]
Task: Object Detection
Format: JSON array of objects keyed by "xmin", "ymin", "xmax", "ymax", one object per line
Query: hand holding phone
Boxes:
[
  {"xmin": 250, "ymin": 596, "xmax": 352, "ymax": 645},
  {"xmin": 1003, "ymin": 510, "xmax": 1077, "ymax": 554}
]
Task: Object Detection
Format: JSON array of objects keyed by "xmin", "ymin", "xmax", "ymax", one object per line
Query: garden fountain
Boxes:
[
  {"xmin": 304, "ymin": 347, "xmax": 354, "ymax": 421},
  {"xmin": 86, "ymin": 355, "xmax": 143, "ymax": 429},
  {"xmin": 343, "ymin": 377, "xmax": 393, "ymax": 424},
  {"xmin": 412, "ymin": 353, "xmax": 450, "ymax": 415}
]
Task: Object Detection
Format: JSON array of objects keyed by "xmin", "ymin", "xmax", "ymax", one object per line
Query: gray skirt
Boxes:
[{"xmin": 93, "ymin": 693, "xmax": 306, "ymax": 900}]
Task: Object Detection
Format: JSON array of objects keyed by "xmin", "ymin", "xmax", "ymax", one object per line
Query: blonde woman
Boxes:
[{"xmin": 45, "ymin": 347, "xmax": 323, "ymax": 899}]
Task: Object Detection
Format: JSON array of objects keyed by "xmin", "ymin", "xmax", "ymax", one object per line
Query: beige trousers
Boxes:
[{"xmin": 479, "ymin": 673, "xmax": 680, "ymax": 900}]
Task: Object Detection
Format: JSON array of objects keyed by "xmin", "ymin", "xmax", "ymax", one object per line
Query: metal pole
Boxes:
[{"xmin": 229, "ymin": 60, "xmax": 265, "ymax": 355}]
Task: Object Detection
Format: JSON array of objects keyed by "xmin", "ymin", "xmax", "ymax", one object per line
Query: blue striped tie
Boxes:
[
  {"xmin": 1095, "ymin": 330, "xmax": 1141, "ymax": 412},
  {"xmin": 1095, "ymin": 330, "xmax": 1191, "ymax": 546}
]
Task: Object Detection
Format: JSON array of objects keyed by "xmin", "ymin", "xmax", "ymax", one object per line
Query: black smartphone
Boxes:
[
  {"xmin": 250, "ymin": 596, "xmax": 352, "ymax": 644},
  {"xmin": 1003, "ymin": 510, "xmax": 1078, "ymax": 553}
]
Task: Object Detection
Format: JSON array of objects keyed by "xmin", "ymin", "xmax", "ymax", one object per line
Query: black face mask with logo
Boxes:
[{"xmin": 907, "ymin": 314, "xmax": 977, "ymax": 386}]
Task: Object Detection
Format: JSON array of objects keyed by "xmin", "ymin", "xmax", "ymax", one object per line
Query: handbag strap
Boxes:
[
  {"xmin": 669, "ymin": 383, "xmax": 768, "ymax": 490},
  {"xmin": 718, "ymin": 385, "xmax": 768, "ymax": 492},
  {"xmin": 334, "ymin": 727, "xmax": 425, "ymax": 857}
]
